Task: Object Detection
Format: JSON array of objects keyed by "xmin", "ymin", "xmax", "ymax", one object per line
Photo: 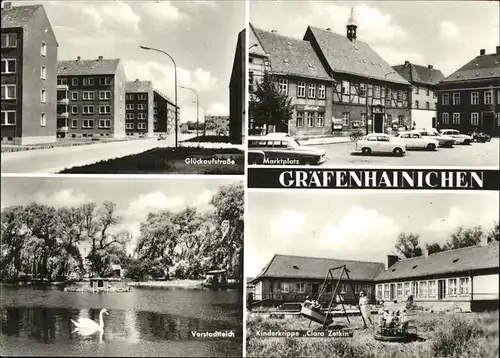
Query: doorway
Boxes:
[
  {"xmin": 481, "ymin": 112, "xmax": 495, "ymax": 134},
  {"xmin": 438, "ymin": 279, "xmax": 446, "ymax": 300},
  {"xmin": 312, "ymin": 283, "xmax": 319, "ymax": 296},
  {"xmin": 373, "ymin": 113, "xmax": 384, "ymax": 133}
]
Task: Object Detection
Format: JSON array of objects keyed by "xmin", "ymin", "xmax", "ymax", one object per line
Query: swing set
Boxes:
[{"xmin": 300, "ymin": 265, "xmax": 367, "ymax": 330}]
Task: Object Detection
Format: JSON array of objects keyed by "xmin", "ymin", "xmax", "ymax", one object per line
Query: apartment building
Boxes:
[
  {"xmin": 125, "ymin": 79, "xmax": 154, "ymax": 136},
  {"xmin": 393, "ymin": 62, "xmax": 445, "ymax": 129},
  {"xmin": 57, "ymin": 56, "xmax": 126, "ymax": 138},
  {"xmin": 436, "ymin": 47, "xmax": 500, "ymax": 136},
  {"xmin": 153, "ymin": 90, "xmax": 177, "ymax": 134},
  {"xmin": 1, "ymin": 2, "xmax": 58, "ymax": 145}
]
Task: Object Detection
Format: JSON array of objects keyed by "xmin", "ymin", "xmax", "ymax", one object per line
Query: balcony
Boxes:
[
  {"xmin": 57, "ymin": 126, "xmax": 69, "ymax": 133},
  {"xmin": 57, "ymin": 112, "xmax": 69, "ymax": 119},
  {"xmin": 57, "ymin": 84, "xmax": 69, "ymax": 91},
  {"xmin": 57, "ymin": 98, "xmax": 69, "ymax": 105}
]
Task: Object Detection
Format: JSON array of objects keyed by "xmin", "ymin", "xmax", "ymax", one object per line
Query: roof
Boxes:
[
  {"xmin": 251, "ymin": 25, "xmax": 331, "ymax": 81},
  {"xmin": 249, "ymin": 24, "xmax": 267, "ymax": 57},
  {"xmin": 1, "ymin": 4, "xmax": 41, "ymax": 29},
  {"xmin": 57, "ymin": 58, "xmax": 120, "ymax": 76},
  {"xmin": 111, "ymin": 264, "xmax": 122, "ymax": 270},
  {"xmin": 393, "ymin": 63, "xmax": 445, "ymax": 86},
  {"xmin": 375, "ymin": 242, "xmax": 499, "ymax": 281},
  {"xmin": 153, "ymin": 90, "xmax": 177, "ymax": 107},
  {"xmin": 440, "ymin": 52, "xmax": 500, "ymax": 84},
  {"xmin": 126, "ymin": 80, "xmax": 152, "ymax": 93},
  {"xmin": 304, "ymin": 26, "xmax": 410, "ymax": 85},
  {"xmin": 254, "ymin": 254, "xmax": 385, "ymax": 282}
]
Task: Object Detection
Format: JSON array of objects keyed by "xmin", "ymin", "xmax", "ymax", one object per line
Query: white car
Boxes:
[
  {"xmin": 355, "ymin": 133, "xmax": 406, "ymax": 156},
  {"xmin": 393, "ymin": 132, "xmax": 439, "ymax": 151},
  {"xmin": 439, "ymin": 129, "xmax": 473, "ymax": 145},
  {"xmin": 413, "ymin": 129, "xmax": 455, "ymax": 147}
]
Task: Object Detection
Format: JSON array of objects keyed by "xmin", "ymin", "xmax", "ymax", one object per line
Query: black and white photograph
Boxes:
[
  {"xmin": 247, "ymin": 1, "xmax": 499, "ymax": 167},
  {"xmin": 0, "ymin": 177, "xmax": 243, "ymax": 357},
  {"xmin": 1, "ymin": 1, "xmax": 244, "ymax": 174},
  {"xmin": 245, "ymin": 190, "xmax": 499, "ymax": 357}
]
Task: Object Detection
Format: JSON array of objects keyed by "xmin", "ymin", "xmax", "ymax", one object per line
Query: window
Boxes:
[
  {"xmin": 360, "ymin": 113, "xmax": 366, "ymax": 127},
  {"xmin": 396, "ymin": 283, "xmax": 403, "ymax": 298},
  {"xmin": 72, "ymin": 78, "xmax": 78, "ymax": 86},
  {"xmin": 376, "ymin": 284, "xmax": 382, "ymax": 300},
  {"xmin": 448, "ymin": 278, "xmax": 458, "ymax": 296},
  {"xmin": 341, "ymin": 80, "xmax": 350, "ymax": 95},
  {"xmin": 99, "ymin": 91, "xmax": 111, "ymax": 100},
  {"xmin": 126, "ymin": 123, "xmax": 134, "ymax": 129},
  {"xmin": 453, "ymin": 113, "xmax": 460, "ymax": 124},
  {"xmin": 374, "ymin": 85, "xmax": 380, "ymax": 98},
  {"xmin": 41, "ymin": 42, "xmax": 47, "ymax": 56},
  {"xmin": 296, "ymin": 81, "xmax": 306, "ymax": 97},
  {"xmin": 307, "ymin": 112, "xmax": 315, "ymax": 127},
  {"xmin": 485, "ymin": 91, "xmax": 492, "ymax": 105},
  {"xmin": 426, "ymin": 87, "xmax": 430, "ymax": 96},
  {"xmin": 383, "ymin": 284, "xmax": 390, "ymax": 299},
  {"xmin": 471, "ymin": 112, "xmax": 479, "ymax": 125},
  {"xmin": 308, "ymin": 83, "xmax": 316, "ymax": 98},
  {"xmin": 99, "ymin": 119, "xmax": 111, "ymax": 128},
  {"xmin": 41, "ymin": 89, "xmax": 46, "ymax": 103},
  {"xmin": 154, "ymin": 108, "xmax": 158, "ymax": 115},
  {"xmin": 403, "ymin": 282, "xmax": 411, "ymax": 297},
  {"xmin": 342, "ymin": 112, "xmax": 350, "ymax": 126},
  {"xmin": 71, "ymin": 119, "xmax": 78, "ymax": 128},
  {"xmin": 471, "ymin": 92, "xmax": 479, "ymax": 105},
  {"xmin": 137, "ymin": 104, "xmax": 146, "ymax": 110},
  {"xmin": 40, "ymin": 113, "xmax": 46, "ymax": 127},
  {"xmin": 1, "ymin": 111, "xmax": 16, "ymax": 125},
  {"xmin": 137, "ymin": 113, "xmax": 147, "ymax": 120},
  {"xmin": 99, "ymin": 77, "xmax": 112, "ymax": 86},
  {"xmin": 153, "ymin": 102, "xmax": 158, "ymax": 108},
  {"xmin": 297, "ymin": 283, "xmax": 305, "ymax": 293},
  {"xmin": 1, "ymin": 84, "xmax": 16, "ymax": 99},
  {"xmin": 386, "ymin": 88, "xmax": 391, "ymax": 100},
  {"xmin": 126, "ymin": 94, "xmax": 135, "ymax": 101},
  {"xmin": 428, "ymin": 280, "xmax": 436, "ymax": 297},
  {"xmin": 419, "ymin": 281, "xmax": 428, "ymax": 298},
  {"xmin": 412, "ymin": 282, "xmax": 419, "ymax": 298},
  {"xmin": 281, "ymin": 282, "xmax": 289, "ymax": 293},
  {"xmin": 296, "ymin": 111, "xmax": 304, "ymax": 127},
  {"xmin": 126, "ymin": 104, "xmax": 135, "ymax": 110},
  {"xmin": 415, "ymin": 100, "xmax": 419, "ymax": 109},
  {"xmin": 397, "ymin": 90, "xmax": 402, "ymax": 102},
  {"xmin": 71, "ymin": 92, "xmax": 78, "ymax": 100},
  {"xmin": 459, "ymin": 277, "xmax": 470, "ymax": 295},
  {"xmin": 82, "ymin": 105, "xmax": 94, "ymax": 115},
  {"xmin": 71, "ymin": 105, "xmax": 78, "ymax": 114},
  {"xmin": 386, "ymin": 114, "xmax": 392, "ymax": 125},
  {"xmin": 83, "ymin": 91, "xmax": 95, "ymax": 100},
  {"xmin": 442, "ymin": 93, "xmax": 449, "ymax": 105},
  {"xmin": 452, "ymin": 93, "xmax": 460, "ymax": 105},
  {"xmin": 1, "ymin": 59, "xmax": 16, "ymax": 74},
  {"xmin": 317, "ymin": 112, "xmax": 324, "ymax": 127},
  {"xmin": 57, "ymin": 78, "xmax": 67, "ymax": 85},
  {"xmin": 415, "ymin": 85, "xmax": 420, "ymax": 94},
  {"xmin": 360, "ymin": 83, "xmax": 367, "ymax": 97},
  {"xmin": 138, "ymin": 94, "xmax": 147, "ymax": 101},
  {"xmin": 426, "ymin": 101, "xmax": 430, "ymax": 109},
  {"xmin": 82, "ymin": 119, "xmax": 94, "ymax": 128},
  {"xmin": 318, "ymin": 84, "xmax": 326, "ymax": 99},
  {"xmin": 442, "ymin": 113, "xmax": 449, "ymax": 124},
  {"xmin": 1, "ymin": 33, "xmax": 17, "ymax": 48},
  {"xmin": 278, "ymin": 78, "xmax": 288, "ymax": 94},
  {"xmin": 126, "ymin": 113, "xmax": 135, "ymax": 120},
  {"xmin": 83, "ymin": 77, "xmax": 95, "ymax": 86},
  {"xmin": 99, "ymin": 105, "xmax": 111, "ymax": 114},
  {"xmin": 398, "ymin": 115, "xmax": 405, "ymax": 126}
]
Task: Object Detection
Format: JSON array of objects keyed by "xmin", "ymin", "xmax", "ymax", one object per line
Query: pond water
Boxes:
[{"xmin": 0, "ymin": 285, "xmax": 242, "ymax": 357}]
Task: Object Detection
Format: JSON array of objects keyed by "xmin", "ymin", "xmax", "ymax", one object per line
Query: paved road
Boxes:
[
  {"xmin": 1, "ymin": 134, "xmax": 194, "ymax": 174},
  {"xmin": 317, "ymin": 137, "xmax": 499, "ymax": 168}
]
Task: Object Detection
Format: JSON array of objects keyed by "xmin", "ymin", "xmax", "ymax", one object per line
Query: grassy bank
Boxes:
[
  {"xmin": 246, "ymin": 311, "xmax": 499, "ymax": 358},
  {"xmin": 126, "ymin": 280, "xmax": 204, "ymax": 289},
  {"xmin": 59, "ymin": 147, "xmax": 244, "ymax": 174}
]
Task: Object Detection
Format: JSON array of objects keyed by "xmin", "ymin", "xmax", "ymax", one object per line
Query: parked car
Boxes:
[
  {"xmin": 248, "ymin": 134, "xmax": 327, "ymax": 165},
  {"xmin": 469, "ymin": 132, "xmax": 491, "ymax": 143},
  {"xmin": 439, "ymin": 129, "xmax": 473, "ymax": 145},
  {"xmin": 413, "ymin": 129, "xmax": 455, "ymax": 147},
  {"xmin": 355, "ymin": 133, "xmax": 406, "ymax": 156},
  {"xmin": 393, "ymin": 131, "xmax": 439, "ymax": 150},
  {"xmin": 266, "ymin": 132, "xmax": 290, "ymax": 138}
]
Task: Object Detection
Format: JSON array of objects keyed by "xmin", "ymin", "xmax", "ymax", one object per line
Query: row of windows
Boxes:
[
  {"xmin": 63, "ymin": 105, "xmax": 112, "ymax": 115},
  {"xmin": 62, "ymin": 91, "xmax": 112, "ymax": 101},
  {"xmin": 376, "ymin": 277, "xmax": 470, "ymax": 300},
  {"xmin": 68, "ymin": 119, "xmax": 112, "ymax": 129},
  {"xmin": 2, "ymin": 110, "xmax": 45, "ymax": 127},
  {"xmin": 1, "ymin": 85, "xmax": 47, "ymax": 102},
  {"xmin": 442, "ymin": 91, "xmax": 500, "ymax": 105},
  {"xmin": 414, "ymin": 100, "xmax": 433, "ymax": 109},
  {"xmin": 126, "ymin": 123, "xmax": 147, "ymax": 129},
  {"xmin": 126, "ymin": 113, "xmax": 148, "ymax": 120},
  {"xmin": 297, "ymin": 82, "xmax": 326, "ymax": 99},
  {"xmin": 58, "ymin": 77, "xmax": 113, "ymax": 87},
  {"xmin": 1, "ymin": 34, "xmax": 46, "ymax": 56},
  {"xmin": 295, "ymin": 111, "xmax": 325, "ymax": 128},
  {"xmin": 414, "ymin": 85, "xmax": 435, "ymax": 97},
  {"xmin": 1, "ymin": 60, "xmax": 47, "ymax": 80},
  {"xmin": 278, "ymin": 282, "xmax": 372, "ymax": 295},
  {"xmin": 126, "ymin": 94, "xmax": 148, "ymax": 101},
  {"xmin": 442, "ymin": 112, "xmax": 500, "ymax": 126},
  {"xmin": 126, "ymin": 104, "xmax": 147, "ymax": 110}
]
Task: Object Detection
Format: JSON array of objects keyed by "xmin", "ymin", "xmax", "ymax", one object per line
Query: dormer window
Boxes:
[
  {"xmin": 308, "ymin": 63, "xmax": 314, "ymax": 69},
  {"xmin": 362, "ymin": 59, "xmax": 366, "ymax": 63},
  {"xmin": 292, "ymin": 265, "xmax": 299, "ymax": 269},
  {"xmin": 452, "ymin": 258, "xmax": 459, "ymax": 263},
  {"xmin": 412, "ymin": 265, "xmax": 418, "ymax": 269},
  {"xmin": 283, "ymin": 59, "xmax": 289, "ymax": 64},
  {"xmin": 286, "ymin": 41, "xmax": 292, "ymax": 46}
]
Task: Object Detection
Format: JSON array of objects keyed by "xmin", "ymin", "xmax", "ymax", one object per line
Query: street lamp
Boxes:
[
  {"xmin": 384, "ymin": 71, "xmax": 397, "ymax": 132},
  {"xmin": 140, "ymin": 45, "xmax": 178, "ymax": 147},
  {"xmin": 193, "ymin": 101, "xmax": 207, "ymax": 136},
  {"xmin": 180, "ymin": 86, "xmax": 200, "ymax": 137}
]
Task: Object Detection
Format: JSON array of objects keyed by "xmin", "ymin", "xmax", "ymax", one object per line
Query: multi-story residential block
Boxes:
[
  {"xmin": 436, "ymin": 47, "xmax": 500, "ymax": 136},
  {"xmin": 393, "ymin": 62, "xmax": 445, "ymax": 129},
  {"xmin": 248, "ymin": 9, "xmax": 411, "ymax": 139},
  {"xmin": 125, "ymin": 79, "xmax": 154, "ymax": 136},
  {"xmin": 153, "ymin": 90, "xmax": 177, "ymax": 134},
  {"xmin": 1, "ymin": 2, "xmax": 58, "ymax": 145},
  {"xmin": 205, "ymin": 115, "xmax": 229, "ymax": 135},
  {"xmin": 57, "ymin": 56, "xmax": 126, "ymax": 138},
  {"xmin": 229, "ymin": 29, "xmax": 245, "ymax": 144}
]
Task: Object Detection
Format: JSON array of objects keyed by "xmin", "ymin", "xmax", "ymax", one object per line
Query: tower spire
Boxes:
[{"xmin": 346, "ymin": 7, "xmax": 358, "ymax": 42}]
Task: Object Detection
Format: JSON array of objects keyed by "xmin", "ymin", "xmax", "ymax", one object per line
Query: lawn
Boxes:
[
  {"xmin": 246, "ymin": 310, "xmax": 499, "ymax": 358},
  {"xmin": 59, "ymin": 147, "xmax": 244, "ymax": 174}
]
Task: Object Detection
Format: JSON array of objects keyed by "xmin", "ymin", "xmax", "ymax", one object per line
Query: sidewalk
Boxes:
[{"xmin": 299, "ymin": 136, "xmax": 351, "ymax": 146}]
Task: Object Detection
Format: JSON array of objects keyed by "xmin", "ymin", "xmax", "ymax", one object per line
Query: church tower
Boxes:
[{"xmin": 346, "ymin": 7, "xmax": 357, "ymax": 42}]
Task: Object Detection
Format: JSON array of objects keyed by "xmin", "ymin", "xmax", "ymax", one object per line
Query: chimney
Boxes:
[
  {"xmin": 271, "ymin": 29, "xmax": 277, "ymax": 33},
  {"xmin": 423, "ymin": 249, "xmax": 429, "ymax": 259},
  {"xmin": 385, "ymin": 255, "xmax": 399, "ymax": 270},
  {"xmin": 404, "ymin": 60, "xmax": 410, "ymax": 67},
  {"xmin": 326, "ymin": 28, "xmax": 332, "ymax": 32},
  {"xmin": 135, "ymin": 78, "xmax": 139, "ymax": 83},
  {"xmin": 428, "ymin": 65, "xmax": 433, "ymax": 70},
  {"xmin": 496, "ymin": 46, "xmax": 500, "ymax": 54},
  {"xmin": 76, "ymin": 56, "xmax": 81, "ymax": 61},
  {"xmin": 480, "ymin": 49, "xmax": 486, "ymax": 56},
  {"xmin": 97, "ymin": 56, "xmax": 103, "ymax": 60},
  {"xmin": 3, "ymin": 2, "xmax": 12, "ymax": 10}
]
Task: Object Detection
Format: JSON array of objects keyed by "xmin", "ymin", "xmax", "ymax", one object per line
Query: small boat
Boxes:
[{"xmin": 300, "ymin": 305, "xmax": 333, "ymax": 326}]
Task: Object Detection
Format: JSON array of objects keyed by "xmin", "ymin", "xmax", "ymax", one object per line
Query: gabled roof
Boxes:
[
  {"xmin": 440, "ymin": 52, "xmax": 500, "ymax": 84},
  {"xmin": 249, "ymin": 24, "xmax": 267, "ymax": 57},
  {"xmin": 153, "ymin": 89, "xmax": 177, "ymax": 107},
  {"xmin": 393, "ymin": 63, "xmax": 445, "ymax": 86},
  {"xmin": 1, "ymin": 4, "xmax": 41, "ymax": 29},
  {"xmin": 254, "ymin": 254, "xmax": 385, "ymax": 282},
  {"xmin": 126, "ymin": 80, "xmax": 152, "ymax": 93},
  {"xmin": 304, "ymin": 26, "xmax": 410, "ymax": 85},
  {"xmin": 251, "ymin": 25, "xmax": 331, "ymax": 81},
  {"xmin": 375, "ymin": 242, "xmax": 499, "ymax": 281},
  {"xmin": 57, "ymin": 58, "xmax": 121, "ymax": 76}
]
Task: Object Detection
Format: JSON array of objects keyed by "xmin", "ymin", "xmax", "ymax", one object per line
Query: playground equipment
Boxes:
[
  {"xmin": 373, "ymin": 308, "xmax": 418, "ymax": 342},
  {"xmin": 300, "ymin": 265, "xmax": 367, "ymax": 329}
]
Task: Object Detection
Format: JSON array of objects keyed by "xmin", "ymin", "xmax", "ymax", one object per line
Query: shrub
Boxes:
[{"xmin": 431, "ymin": 315, "xmax": 482, "ymax": 357}]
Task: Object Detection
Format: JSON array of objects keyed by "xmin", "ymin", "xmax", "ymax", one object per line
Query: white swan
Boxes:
[{"xmin": 71, "ymin": 308, "xmax": 109, "ymax": 334}]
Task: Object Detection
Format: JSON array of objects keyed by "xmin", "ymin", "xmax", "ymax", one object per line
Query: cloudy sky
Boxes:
[
  {"xmin": 250, "ymin": 0, "xmax": 499, "ymax": 76},
  {"xmin": 246, "ymin": 190, "xmax": 499, "ymax": 277},
  {"xmin": 1, "ymin": 176, "xmax": 241, "ymax": 253},
  {"xmin": 14, "ymin": 0, "xmax": 245, "ymax": 122}
]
